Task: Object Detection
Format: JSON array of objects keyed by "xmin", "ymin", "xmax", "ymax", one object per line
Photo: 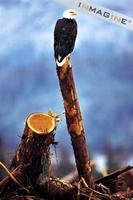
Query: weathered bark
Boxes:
[{"xmin": 56, "ymin": 58, "xmax": 93, "ymax": 187}]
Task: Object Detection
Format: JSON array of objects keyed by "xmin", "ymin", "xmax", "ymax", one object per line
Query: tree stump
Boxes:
[{"xmin": 0, "ymin": 112, "xmax": 58, "ymax": 198}]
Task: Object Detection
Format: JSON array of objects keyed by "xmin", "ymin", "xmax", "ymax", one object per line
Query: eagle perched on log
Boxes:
[{"xmin": 54, "ymin": 9, "xmax": 77, "ymax": 66}]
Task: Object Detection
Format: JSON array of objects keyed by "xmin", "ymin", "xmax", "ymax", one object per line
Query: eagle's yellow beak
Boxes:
[{"xmin": 72, "ymin": 11, "xmax": 77, "ymax": 16}]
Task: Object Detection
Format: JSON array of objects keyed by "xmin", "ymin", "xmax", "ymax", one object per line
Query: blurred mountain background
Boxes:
[{"xmin": 0, "ymin": 0, "xmax": 133, "ymax": 178}]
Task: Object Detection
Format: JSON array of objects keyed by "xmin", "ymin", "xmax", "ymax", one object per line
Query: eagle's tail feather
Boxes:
[
  {"xmin": 56, "ymin": 54, "xmax": 71, "ymax": 67},
  {"xmin": 56, "ymin": 57, "xmax": 67, "ymax": 67}
]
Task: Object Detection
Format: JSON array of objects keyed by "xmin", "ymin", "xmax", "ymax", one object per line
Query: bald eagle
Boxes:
[{"xmin": 54, "ymin": 9, "xmax": 77, "ymax": 66}]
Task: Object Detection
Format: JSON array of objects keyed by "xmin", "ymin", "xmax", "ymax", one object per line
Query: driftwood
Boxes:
[
  {"xmin": 1, "ymin": 167, "xmax": 133, "ymax": 199},
  {"xmin": 56, "ymin": 57, "xmax": 93, "ymax": 187},
  {"xmin": 96, "ymin": 166, "xmax": 133, "ymax": 194}
]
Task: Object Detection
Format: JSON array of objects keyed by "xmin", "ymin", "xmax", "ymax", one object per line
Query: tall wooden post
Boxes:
[{"xmin": 56, "ymin": 58, "xmax": 93, "ymax": 187}]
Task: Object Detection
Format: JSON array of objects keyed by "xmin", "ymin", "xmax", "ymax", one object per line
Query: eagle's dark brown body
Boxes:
[{"xmin": 54, "ymin": 18, "xmax": 77, "ymax": 65}]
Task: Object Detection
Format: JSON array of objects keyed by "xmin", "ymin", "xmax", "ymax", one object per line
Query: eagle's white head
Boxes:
[{"xmin": 63, "ymin": 9, "xmax": 77, "ymax": 19}]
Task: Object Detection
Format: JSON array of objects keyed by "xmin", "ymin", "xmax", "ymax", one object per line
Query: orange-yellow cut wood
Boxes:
[{"xmin": 27, "ymin": 113, "xmax": 56, "ymax": 134}]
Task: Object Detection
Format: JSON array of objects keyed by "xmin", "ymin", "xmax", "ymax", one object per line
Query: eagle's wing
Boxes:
[{"xmin": 54, "ymin": 19, "xmax": 77, "ymax": 63}]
